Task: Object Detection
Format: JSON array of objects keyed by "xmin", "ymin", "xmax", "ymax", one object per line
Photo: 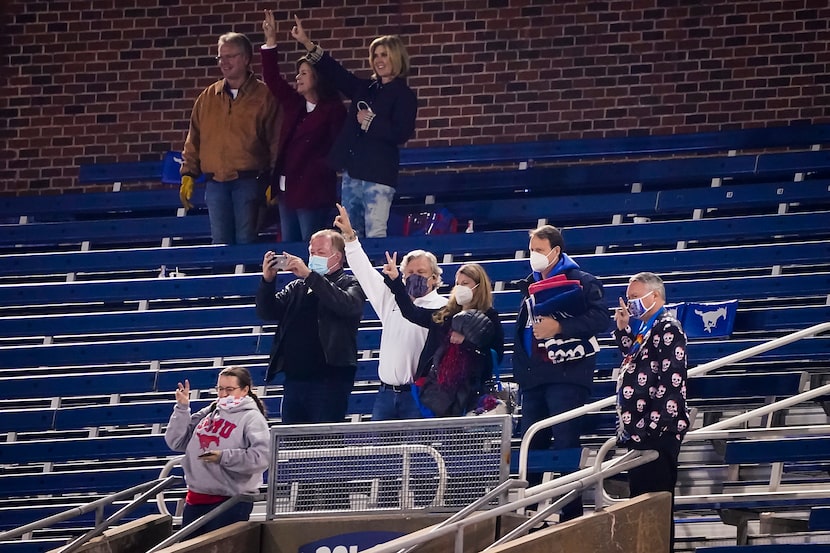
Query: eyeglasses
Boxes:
[
  {"xmin": 214, "ymin": 386, "xmax": 240, "ymax": 394},
  {"xmin": 215, "ymin": 52, "xmax": 243, "ymax": 62}
]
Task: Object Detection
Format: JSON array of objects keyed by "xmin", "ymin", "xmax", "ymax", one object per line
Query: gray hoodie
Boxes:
[{"xmin": 164, "ymin": 396, "xmax": 270, "ymax": 496}]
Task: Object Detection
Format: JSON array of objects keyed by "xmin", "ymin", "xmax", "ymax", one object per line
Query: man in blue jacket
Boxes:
[{"xmin": 512, "ymin": 225, "xmax": 609, "ymax": 521}]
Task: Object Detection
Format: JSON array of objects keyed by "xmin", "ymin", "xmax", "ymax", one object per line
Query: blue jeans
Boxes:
[
  {"xmin": 281, "ymin": 377, "xmax": 354, "ymax": 424},
  {"xmin": 278, "ymin": 203, "xmax": 331, "ymax": 243},
  {"xmin": 371, "ymin": 387, "xmax": 423, "ymax": 421},
  {"xmin": 204, "ymin": 178, "xmax": 260, "ymax": 244},
  {"xmin": 520, "ymin": 382, "xmax": 590, "ymax": 521},
  {"xmin": 340, "ymin": 171, "xmax": 395, "ymax": 238},
  {"xmin": 181, "ymin": 498, "xmax": 253, "ymax": 539}
]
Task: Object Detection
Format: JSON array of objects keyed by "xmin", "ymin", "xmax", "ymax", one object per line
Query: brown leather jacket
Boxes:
[{"xmin": 181, "ymin": 72, "xmax": 279, "ymax": 182}]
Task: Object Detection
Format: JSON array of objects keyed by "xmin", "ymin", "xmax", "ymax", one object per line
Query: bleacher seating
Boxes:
[{"xmin": 1, "ymin": 125, "xmax": 829, "ymax": 551}]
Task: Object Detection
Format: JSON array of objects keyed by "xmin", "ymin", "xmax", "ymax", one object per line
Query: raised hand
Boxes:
[
  {"xmin": 615, "ymin": 297, "xmax": 630, "ymax": 330},
  {"xmin": 381, "ymin": 251, "xmax": 399, "ymax": 280},
  {"xmin": 175, "ymin": 379, "xmax": 190, "ymax": 406},
  {"xmin": 333, "ymin": 203, "xmax": 356, "ymax": 240},
  {"xmin": 291, "ymin": 14, "xmax": 313, "ymax": 50},
  {"xmin": 262, "ymin": 9, "xmax": 277, "ymax": 47}
]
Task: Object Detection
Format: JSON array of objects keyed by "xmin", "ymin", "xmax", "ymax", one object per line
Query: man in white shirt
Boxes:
[{"xmin": 334, "ymin": 204, "xmax": 447, "ymax": 420}]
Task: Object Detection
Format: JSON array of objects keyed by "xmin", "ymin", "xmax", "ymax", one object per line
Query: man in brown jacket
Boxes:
[{"xmin": 180, "ymin": 32, "xmax": 279, "ymax": 244}]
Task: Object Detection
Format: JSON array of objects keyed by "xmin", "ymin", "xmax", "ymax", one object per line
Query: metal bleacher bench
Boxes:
[
  {"xmin": 395, "ymin": 149, "xmax": 830, "ymax": 202},
  {"xmin": 2, "ymin": 176, "xmax": 828, "ymax": 250},
  {"xmin": 2, "ymin": 267, "xmax": 827, "ymax": 315},
  {"xmin": 1, "ymin": 209, "xmax": 828, "ymax": 279},
  {"xmin": 397, "ymin": 124, "xmax": 830, "ymax": 167},
  {"xmin": 0, "ymin": 370, "xmax": 812, "ymax": 499},
  {"xmin": 678, "ymin": 436, "xmax": 830, "ymax": 546}
]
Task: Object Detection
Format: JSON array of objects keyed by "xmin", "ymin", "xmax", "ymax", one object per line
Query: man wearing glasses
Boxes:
[{"xmin": 180, "ymin": 32, "xmax": 280, "ymax": 245}]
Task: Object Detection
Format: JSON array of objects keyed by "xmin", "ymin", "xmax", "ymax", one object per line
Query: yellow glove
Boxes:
[{"xmin": 179, "ymin": 175, "xmax": 194, "ymax": 210}]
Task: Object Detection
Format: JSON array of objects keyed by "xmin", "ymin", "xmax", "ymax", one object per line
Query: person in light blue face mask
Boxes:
[{"xmin": 255, "ymin": 229, "xmax": 366, "ymax": 424}]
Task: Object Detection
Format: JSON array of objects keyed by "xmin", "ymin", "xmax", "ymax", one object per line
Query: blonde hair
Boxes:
[
  {"xmin": 433, "ymin": 263, "xmax": 493, "ymax": 325},
  {"xmin": 369, "ymin": 35, "xmax": 410, "ymax": 79}
]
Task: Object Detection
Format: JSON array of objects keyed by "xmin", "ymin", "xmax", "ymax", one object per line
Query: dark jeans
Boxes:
[
  {"xmin": 181, "ymin": 498, "xmax": 253, "ymax": 539},
  {"xmin": 278, "ymin": 203, "xmax": 331, "ymax": 243},
  {"xmin": 204, "ymin": 178, "xmax": 260, "ymax": 245},
  {"xmin": 281, "ymin": 376, "xmax": 354, "ymax": 423},
  {"xmin": 628, "ymin": 437, "xmax": 681, "ymax": 552},
  {"xmin": 521, "ymin": 382, "xmax": 590, "ymax": 521}
]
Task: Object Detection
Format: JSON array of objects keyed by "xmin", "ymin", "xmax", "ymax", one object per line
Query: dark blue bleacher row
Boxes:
[{"xmin": 1, "ymin": 127, "xmax": 829, "ymax": 551}]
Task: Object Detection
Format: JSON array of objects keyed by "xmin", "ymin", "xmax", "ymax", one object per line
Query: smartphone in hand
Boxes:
[
  {"xmin": 269, "ymin": 254, "xmax": 289, "ymax": 271},
  {"xmin": 198, "ymin": 451, "xmax": 212, "ymax": 458}
]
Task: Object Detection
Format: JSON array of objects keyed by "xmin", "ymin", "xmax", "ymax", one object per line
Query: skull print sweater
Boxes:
[{"xmin": 613, "ymin": 310, "xmax": 690, "ymax": 450}]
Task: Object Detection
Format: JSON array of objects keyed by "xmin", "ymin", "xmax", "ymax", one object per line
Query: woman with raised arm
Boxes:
[
  {"xmin": 381, "ymin": 254, "xmax": 504, "ymax": 417},
  {"xmin": 291, "ymin": 15, "xmax": 418, "ymax": 239},
  {"xmin": 260, "ymin": 9, "xmax": 346, "ymax": 242},
  {"xmin": 164, "ymin": 366, "xmax": 269, "ymax": 538}
]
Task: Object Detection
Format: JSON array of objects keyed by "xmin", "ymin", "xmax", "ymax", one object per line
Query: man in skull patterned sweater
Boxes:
[{"xmin": 613, "ymin": 271, "xmax": 689, "ymax": 552}]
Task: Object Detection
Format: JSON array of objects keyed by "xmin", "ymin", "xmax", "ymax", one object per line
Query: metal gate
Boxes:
[{"xmin": 267, "ymin": 415, "xmax": 512, "ymax": 517}]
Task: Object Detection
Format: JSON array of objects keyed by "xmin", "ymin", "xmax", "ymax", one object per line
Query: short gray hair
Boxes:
[
  {"xmin": 629, "ymin": 272, "xmax": 665, "ymax": 300},
  {"xmin": 400, "ymin": 249, "xmax": 442, "ymax": 287}
]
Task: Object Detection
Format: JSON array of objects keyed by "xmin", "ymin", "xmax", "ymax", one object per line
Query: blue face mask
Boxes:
[
  {"xmin": 405, "ymin": 274, "xmax": 430, "ymax": 298},
  {"xmin": 308, "ymin": 254, "xmax": 332, "ymax": 276}
]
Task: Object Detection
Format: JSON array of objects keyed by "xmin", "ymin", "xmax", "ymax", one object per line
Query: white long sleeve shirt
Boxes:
[{"xmin": 345, "ymin": 238, "xmax": 447, "ymax": 385}]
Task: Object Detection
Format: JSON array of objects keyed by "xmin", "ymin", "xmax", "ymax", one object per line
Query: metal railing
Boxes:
[
  {"xmin": 0, "ymin": 475, "xmax": 182, "ymax": 551},
  {"xmin": 361, "ymin": 448, "xmax": 658, "ymax": 553},
  {"xmin": 516, "ymin": 321, "xmax": 830, "ymax": 485}
]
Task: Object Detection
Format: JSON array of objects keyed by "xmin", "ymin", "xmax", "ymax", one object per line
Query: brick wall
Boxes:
[{"xmin": 2, "ymin": 0, "xmax": 828, "ymax": 194}]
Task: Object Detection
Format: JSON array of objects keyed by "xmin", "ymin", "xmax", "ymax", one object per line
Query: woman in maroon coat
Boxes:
[{"xmin": 261, "ymin": 10, "xmax": 346, "ymax": 242}]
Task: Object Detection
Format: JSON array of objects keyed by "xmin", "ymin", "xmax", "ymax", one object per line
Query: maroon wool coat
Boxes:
[{"xmin": 261, "ymin": 46, "xmax": 346, "ymax": 210}]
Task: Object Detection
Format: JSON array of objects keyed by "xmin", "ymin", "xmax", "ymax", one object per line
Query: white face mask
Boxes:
[
  {"xmin": 529, "ymin": 250, "xmax": 552, "ymax": 273},
  {"xmin": 453, "ymin": 284, "xmax": 477, "ymax": 306}
]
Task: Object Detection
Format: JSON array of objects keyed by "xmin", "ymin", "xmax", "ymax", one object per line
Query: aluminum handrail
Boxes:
[
  {"xmin": 396, "ymin": 479, "xmax": 527, "ymax": 553},
  {"xmin": 0, "ymin": 476, "xmax": 182, "ymax": 542},
  {"xmin": 517, "ymin": 321, "xmax": 830, "ymax": 483},
  {"xmin": 592, "ymin": 382, "xmax": 830, "ymax": 508},
  {"xmin": 360, "ymin": 449, "xmax": 657, "ymax": 553},
  {"xmin": 58, "ymin": 476, "xmax": 181, "ymax": 553},
  {"xmin": 146, "ymin": 493, "xmax": 264, "ymax": 553}
]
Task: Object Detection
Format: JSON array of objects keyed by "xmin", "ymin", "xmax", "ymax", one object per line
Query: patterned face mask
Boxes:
[
  {"xmin": 217, "ymin": 395, "xmax": 244, "ymax": 410},
  {"xmin": 627, "ymin": 290, "xmax": 655, "ymax": 319},
  {"xmin": 405, "ymin": 274, "xmax": 430, "ymax": 298}
]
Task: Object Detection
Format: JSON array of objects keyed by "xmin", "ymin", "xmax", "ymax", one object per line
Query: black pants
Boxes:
[{"xmin": 627, "ymin": 438, "xmax": 681, "ymax": 553}]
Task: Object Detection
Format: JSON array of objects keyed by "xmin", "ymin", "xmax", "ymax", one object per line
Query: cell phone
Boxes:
[
  {"xmin": 198, "ymin": 451, "xmax": 212, "ymax": 458},
  {"xmin": 269, "ymin": 254, "xmax": 289, "ymax": 271}
]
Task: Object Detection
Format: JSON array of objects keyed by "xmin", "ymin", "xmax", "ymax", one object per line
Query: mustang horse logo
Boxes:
[{"xmin": 694, "ymin": 307, "xmax": 728, "ymax": 333}]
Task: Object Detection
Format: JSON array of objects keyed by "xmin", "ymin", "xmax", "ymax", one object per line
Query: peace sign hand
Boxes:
[
  {"xmin": 291, "ymin": 15, "xmax": 313, "ymax": 51},
  {"xmin": 381, "ymin": 251, "xmax": 399, "ymax": 280},
  {"xmin": 175, "ymin": 380, "xmax": 190, "ymax": 406}
]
